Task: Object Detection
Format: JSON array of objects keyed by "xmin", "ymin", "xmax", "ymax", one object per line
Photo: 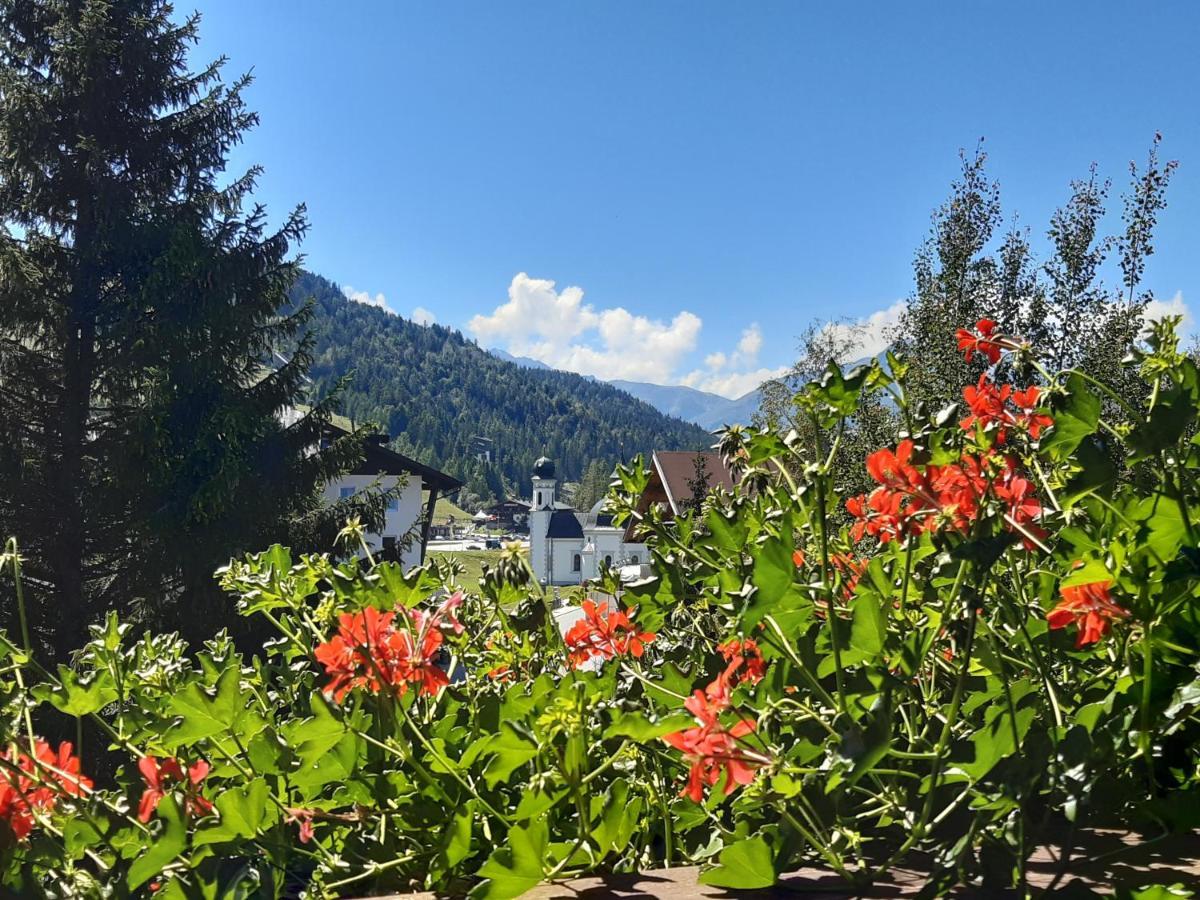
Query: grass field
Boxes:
[
  {"xmin": 430, "ymin": 494, "xmax": 472, "ymax": 523},
  {"xmin": 428, "ymin": 547, "xmax": 528, "ymax": 587}
]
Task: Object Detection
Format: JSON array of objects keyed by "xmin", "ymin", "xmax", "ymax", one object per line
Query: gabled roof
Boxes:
[
  {"xmin": 546, "ymin": 509, "xmax": 584, "ymax": 539},
  {"xmin": 623, "ymin": 450, "xmax": 736, "ymax": 541},
  {"xmin": 486, "ymin": 498, "xmax": 532, "ymax": 511},
  {"xmin": 652, "ymin": 451, "xmax": 735, "ymax": 514},
  {"xmin": 349, "ymin": 437, "xmax": 463, "ymax": 492}
]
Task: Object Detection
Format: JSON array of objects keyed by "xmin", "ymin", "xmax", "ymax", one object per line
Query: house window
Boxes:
[
  {"xmin": 382, "ymin": 536, "xmax": 397, "ymax": 561},
  {"xmin": 572, "ymin": 554, "xmax": 581, "ymax": 572},
  {"xmin": 386, "ymin": 497, "xmax": 399, "ymax": 512},
  {"xmin": 339, "ymin": 486, "xmax": 354, "ymax": 499},
  {"xmin": 604, "ymin": 555, "xmax": 612, "ymax": 567}
]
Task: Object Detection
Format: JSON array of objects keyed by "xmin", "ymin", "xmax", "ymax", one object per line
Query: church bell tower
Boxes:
[{"xmin": 529, "ymin": 456, "xmax": 556, "ymax": 583}]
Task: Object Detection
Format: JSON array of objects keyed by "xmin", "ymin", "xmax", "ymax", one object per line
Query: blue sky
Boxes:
[{"xmin": 194, "ymin": 1, "xmax": 1199, "ymax": 397}]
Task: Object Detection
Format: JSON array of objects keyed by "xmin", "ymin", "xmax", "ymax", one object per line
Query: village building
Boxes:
[
  {"xmin": 319, "ymin": 420, "xmax": 462, "ymax": 568},
  {"xmin": 622, "ymin": 450, "xmax": 736, "ymax": 542},
  {"xmin": 482, "ymin": 498, "xmax": 531, "ymax": 531},
  {"xmin": 528, "ymin": 457, "xmax": 648, "ymax": 586}
]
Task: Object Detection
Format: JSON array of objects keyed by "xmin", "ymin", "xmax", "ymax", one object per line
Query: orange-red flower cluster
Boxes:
[
  {"xmin": 717, "ymin": 638, "xmax": 766, "ymax": 687},
  {"xmin": 138, "ymin": 756, "xmax": 212, "ymax": 822},
  {"xmin": 564, "ymin": 599, "xmax": 656, "ymax": 669},
  {"xmin": 956, "ymin": 318, "xmax": 1004, "ymax": 364},
  {"xmin": 831, "ymin": 553, "xmax": 868, "ymax": 599},
  {"xmin": 0, "ymin": 741, "xmax": 90, "ymax": 840},
  {"xmin": 846, "ymin": 439, "xmax": 1045, "ymax": 549},
  {"xmin": 661, "ymin": 634, "xmax": 772, "ymax": 803},
  {"xmin": 1047, "ymin": 580, "xmax": 1130, "ymax": 647},
  {"xmin": 315, "ymin": 592, "xmax": 463, "ymax": 701},
  {"xmin": 962, "ymin": 375, "xmax": 1053, "ymax": 442},
  {"xmin": 663, "ymin": 687, "xmax": 766, "ymax": 803}
]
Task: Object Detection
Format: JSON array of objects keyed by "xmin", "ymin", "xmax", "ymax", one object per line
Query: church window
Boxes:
[
  {"xmin": 631, "ymin": 555, "xmax": 639, "ymax": 564},
  {"xmin": 604, "ymin": 555, "xmax": 612, "ymax": 567},
  {"xmin": 572, "ymin": 554, "xmax": 581, "ymax": 572}
]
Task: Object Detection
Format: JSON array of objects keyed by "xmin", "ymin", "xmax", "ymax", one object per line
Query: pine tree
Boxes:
[
  {"xmin": 685, "ymin": 453, "xmax": 710, "ymax": 515},
  {"xmin": 0, "ymin": 0, "xmax": 374, "ymax": 656}
]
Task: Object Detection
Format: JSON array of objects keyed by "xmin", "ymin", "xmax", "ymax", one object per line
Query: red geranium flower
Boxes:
[
  {"xmin": 137, "ymin": 756, "xmax": 213, "ymax": 823},
  {"xmin": 393, "ymin": 608, "xmax": 451, "ymax": 696},
  {"xmin": 0, "ymin": 740, "xmax": 91, "ymax": 841},
  {"xmin": 564, "ymin": 599, "xmax": 655, "ymax": 669},
  {"xmin": 1047, "ymin": 580, "xmax": 1130, "ymax": 647},
  {"xmin": 961, "ymin": 374, "xmax": 1015, "ymax": 437},
  {"xmin": 662, "ymin": 688, "xmax": 766, "ymax": 803},
  {"xmin": 955, "ymin": 318, "xmax": 1003, "ymax": 364},
  {"xmin": 717, "ymin": 638, "xmax": 766, "ymax": 687},
  {"xmin": 314, "ymin": 595, "xmax": 464, "ymax": 701},
  {"xmin": 1012, "ymin": 385, "xmax": 1054, "ymax": 439}
]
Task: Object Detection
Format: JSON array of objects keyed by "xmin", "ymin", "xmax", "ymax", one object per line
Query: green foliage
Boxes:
[
  {"xmin": 6, "ymin": 318, "xmax": 1200, "ymax": 897},
  {"xmin": 0, "ymin": 0, "xmax": 377, "ymax": 658}
]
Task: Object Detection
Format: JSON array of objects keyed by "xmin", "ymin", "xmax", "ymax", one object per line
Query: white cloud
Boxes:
[
  {"xmin": 468, "ymin": 273, "xmax": 702, "ymax": 384},
  {"xmin": 820, "ymin": 299, "xmax": 906, "ymax": 362},
  {"xmin": 737, "ymin": 325, "xmax": 763, "ymax": 359},
  {"xmin": 467, "ymin": 273, "xmax": 784, "ymax": 399},
  {"xmin": 411, "ymin": 306, "xmax": 437, "ymax": 326},
  {"xmin": 682, "ymin": 365, "xmax": 790, "ymax": 399},
  {"xmin": 342, "ymin": 285, "xmax": 390, "ymax": 311},
  {"xmin": 1143, "ymin": 290, "xmax": 1190, "ymax": 334}
]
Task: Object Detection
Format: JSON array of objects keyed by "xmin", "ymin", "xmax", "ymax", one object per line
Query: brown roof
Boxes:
[
  {"xmin": 623, "ymin": 450, "xmax": 735, "ymax": 541},
  {"xmin": 651, "ymin": 451, "xmax": 735, "ymax": 513},
  {"xmin": 329, "ymin": 428, "xmax": 462, "ymax": 493}
]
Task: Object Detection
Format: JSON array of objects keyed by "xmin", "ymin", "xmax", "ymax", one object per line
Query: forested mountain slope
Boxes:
[{"xmin": 290, "ymin": 272, "xmax": 711, "ymax": 504}]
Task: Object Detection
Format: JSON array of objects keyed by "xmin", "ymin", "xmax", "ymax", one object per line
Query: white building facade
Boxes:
[
  {"xmin": 324, "ymin": 433, "xmax": 462, "ymax": 569},
  {"xmin": 528, "ymin": 457, "xmax": 648, "ymax": 586}
]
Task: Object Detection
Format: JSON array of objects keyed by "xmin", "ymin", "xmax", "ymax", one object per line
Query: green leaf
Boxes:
[
  {"xmin": 589, "ymin": 780, "xmax": 643, "ymax": 856},
  {"xmin": 513, "ymin": 787, "xmax": 566, "ymax": 822},
  {"xmin": 375, "ymin": 560, "xmax": 443, "ymax": 609},
  {"xmin": 193, "ymin": 778, "xmax": 278, "ymax": 846},
  {"xmin": 1062, "ymin": 436, "xmax": 1118, "ymax": 506},
  {"xmin": 62, "ymin": 818, "xmax": 105, "ymax": 856},
  {"xmin": 604, "ymin": 711, "xmax": 694, "ymax": 742},
  {"xmin": 750, "ymin": 538, "xmax": 794, "ymax": 612},
  {"xmin": 165, "ymin": 666, "xmax": 267, "ymax": 749},
  {"xmin": 291, "ymin": 731, "xmax": 361, "ymax": 796},
  {"xmin": 469, "ymin": 819, "xmax": 548, "ymax": 899},
  {"xmin": 849, "ymin": 589, "xmax": 886, "ymax": 658},
  {"xmin": 479, "ymin": 723, "xmax": 539, "ymax": 789},
  {"xmin": 1116, "ymin": 885, "xmax": 1195, "ymax": 900},
  {"xmin": 1132, "ymin": 493, "xmax": 1190, "ymax": 563},
  {"xmin": 1043, "ymin": 374, "xmax": 1100, "ymax": 462},
  {"xmin": 444, "ymin": 802, "xmax": 475, "ymax": 868},
  {"xmin": 952, "ymin": 681, "xmax": 1036, "ymax": 782},
  {"xmin": 32, "ymin": 666, "xmax": 117, "ymax": 717},
  {"xmin": 127, "ymin": 795, "xmax": 187, "ymax": 890},
  {"xmin": 698, "ymin": 835, "xmax": 777, "ymax": 889},
  {"xmin": 1060, "ymin": 558, "xmax": 1113, "ymax": 589}
]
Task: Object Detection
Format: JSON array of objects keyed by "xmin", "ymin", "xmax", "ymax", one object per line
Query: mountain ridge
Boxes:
[
  {"xmin": 290, "ymin": 272, "xmax": 712, "ymax": 505},
  {"xmin": 486, "ymin": 349, "xmax": 763, "ymax": 428}
]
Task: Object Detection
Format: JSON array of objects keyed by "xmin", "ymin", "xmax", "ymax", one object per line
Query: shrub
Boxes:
[{"xmin": 3, "ymin": 319, "xmax": 1200, "ymax": 898}]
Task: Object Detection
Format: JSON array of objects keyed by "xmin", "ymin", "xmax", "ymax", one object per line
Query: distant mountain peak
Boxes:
[{"xmin": 483, "ymin": 350, "xmax": 764, "ymax": 429}]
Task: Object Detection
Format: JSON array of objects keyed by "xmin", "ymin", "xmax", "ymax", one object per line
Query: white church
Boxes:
[{"xmin": 528, "ymin": 457, "xmax": 648, "ymax": 586}]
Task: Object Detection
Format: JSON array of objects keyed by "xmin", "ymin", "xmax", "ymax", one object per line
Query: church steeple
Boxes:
[
  {"xmin": 532, "ymin": 456, "xmax": 556, "ymax": 510},
  {"xmin": 529, "ymin": 456, "xmax": 557, "ymax": 582}
]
